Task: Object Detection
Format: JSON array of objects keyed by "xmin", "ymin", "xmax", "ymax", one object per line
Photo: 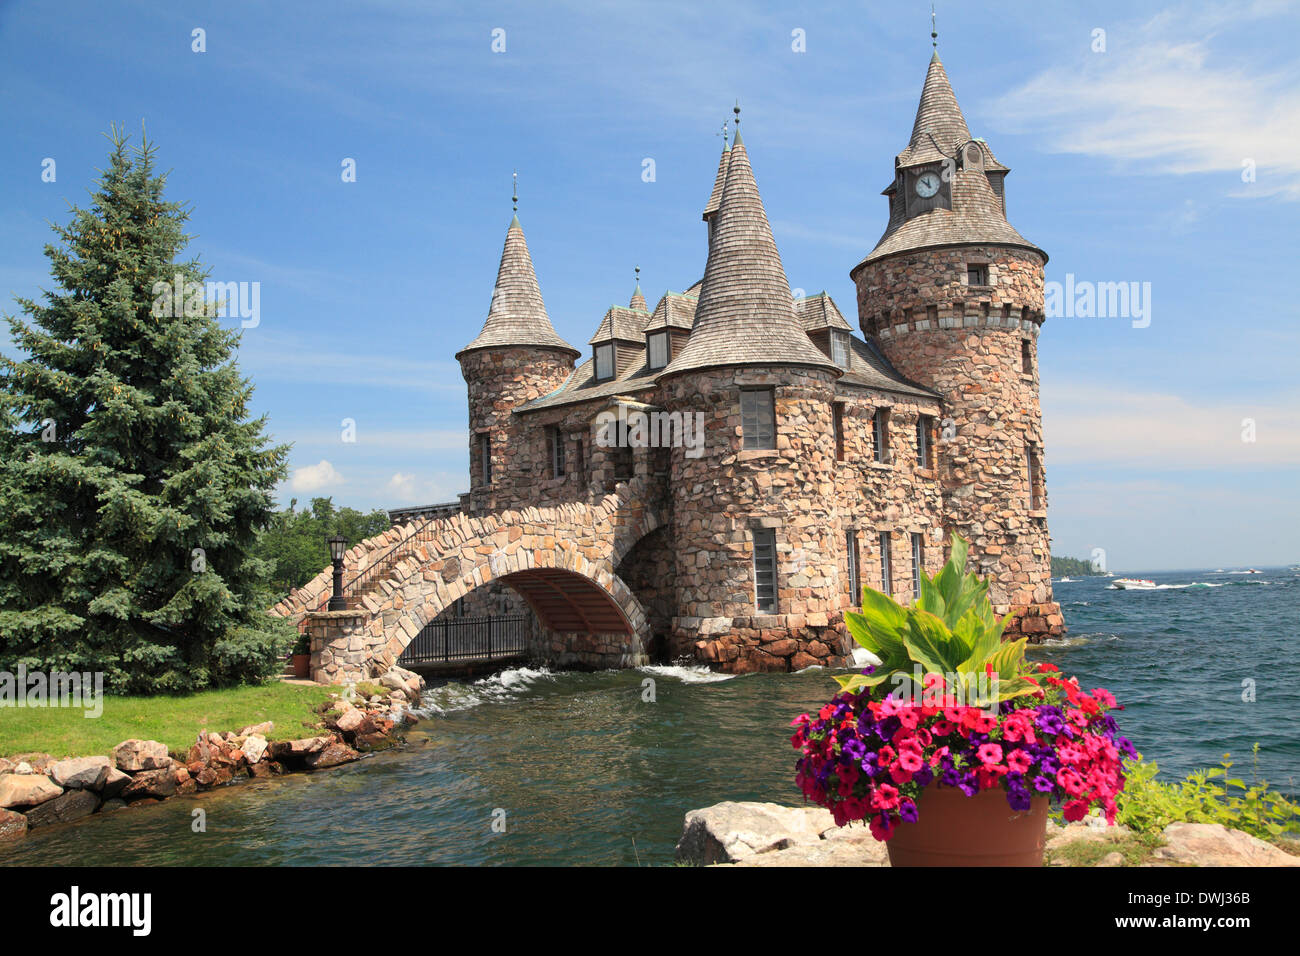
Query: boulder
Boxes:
[
  {"xmin": 247, "ymin": 760, "xmax": 284, "ymax": 778},
  {"xmin": 0, "ymin": 807, "xmax": 29, "ymax": 840},
  {"xmin": 379, "ymin": 666, "xmax": 424, "ymax": 703},
  {"xmin": 0, "ymin": 772, "xmax": 63, "ymax": 809},
  {"xmin": 113, "ymin": 739, "xmax": 172, "ymax": 772},
  {"xmin": 726, "ymin": 837, "xmax": 888, "ymax": 867},
  {"xmin": 353, "ymin": 732, "xmax": 396, "ymax": 753},
  {"xmin": 9, "ymin": 753, "xmax": 52, "ymax": 773},
  {"xmin": 0, "ymin": 759, "xmax": 14, "ymax": 775},
  {"xmin": 304, "ymin": 742, "xmax": 361, "ymax": 770},
  {"xmin": 336, "ymin": 709, "xmax": 367, "ymax": 734},
  {"xmin": 675, "ymin": 801, "xmax": 838, "ymax": 865},
  {"xmin": 24, "ymin": 789, "xmax": 101, "ymax": 828},
  {"xmin": 269, "ymin": 736, "xmax": 330, "ymax": 760},
  {"xmin": 1153, "ymin": 823, "xmax": 1300, "ymax": 867},
  {"xmin": 242, "ymin": 735, "xmax": 268, "ymax": 765},
  {"xmin": 48, "ymin": 756, "xmax": 112, "ymax": 791},
  {"xmin": 101, "ymin": 768, "xmax": 131, "ymax": 799},
  {"xmin": 121, "ymin": 769, "xmax": 177, "ymax": 801},
  {"xmin": 239, "ymin": 721, "xmax": 274, "ymax": 736}
]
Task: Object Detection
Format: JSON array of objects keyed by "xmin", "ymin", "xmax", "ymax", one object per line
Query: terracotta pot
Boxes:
[
  {"xmin": 291, "ymin": 654, "xmax": 311, "ymax": 679},
  {"xmin": 887, "ymin": 785, "xmax": 1048, "ymax": 867}
]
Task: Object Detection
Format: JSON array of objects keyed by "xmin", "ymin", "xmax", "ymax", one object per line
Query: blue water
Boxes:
[{"xmin": 3, "ymin": 567, "xmax": 1297, "ymax": 865}]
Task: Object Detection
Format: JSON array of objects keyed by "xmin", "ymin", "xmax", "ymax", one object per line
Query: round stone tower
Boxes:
[
  {"xmin": 850, "ymin": 52, "xmax": 1063, "ymax": 639},
  {"xmin": 456, "ymin": 209, "xmax": 579, "ymax": 513},
  {"xmin": 658, "ymin": 125, "xmax": 848, "ymax": 671}
]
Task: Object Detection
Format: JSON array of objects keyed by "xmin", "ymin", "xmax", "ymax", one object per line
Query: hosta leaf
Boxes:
[{"xmin": 903, "ymin": 609, "xmax": 963, "ymax": 675}]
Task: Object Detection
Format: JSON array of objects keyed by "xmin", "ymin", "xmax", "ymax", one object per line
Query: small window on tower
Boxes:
[
  {"xmin": 478, "ymin": 433, "xmax": 492, "ymax": 486},
  {"xmin": 832, "ymin": 402, "xmax": 845, "ymax": 462},
  {"xmin": 594, "ymin": 343, "xmax": 615, "ymax": 382},
  {"xmin": 873, "ymin": 408, "xmax": 891, "ymax": 464},
  {"xmin": 967, "ymin": 264, "xmax": 989, "ymax": 286},
  {"xmin": 879, "ymin": 532, "xmax": 893, "ymax": 596},
  {"xmin": 916, "ymin": 415, "xmax": 934, "ymax": 469},
  {"xmin": 752, "ymin": 528, "xmax": 778, "ymax": 613},
  {"xmin": 549, "ymin": 426, "xmax": 566, "ymax": 478},
  {"xmin": 1021, "ymin": 338, "xmax": 1033, "ymax": 375},
  {"xmin": 741, "ymin": 388, "xmax": 776, "ymax": 450}
]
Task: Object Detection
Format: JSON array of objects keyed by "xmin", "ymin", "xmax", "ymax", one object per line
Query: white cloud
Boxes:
[
  {"xmin": 990, "ymin": 2, "xmax": 1300, "ymax": 199},
  {"xmin": 1042, "ymin": 382, "xmax": 1300, "ymax": 470},
  {"xmin": 291, "ymin": 459, "xmax": 344, "ymax": 492}
]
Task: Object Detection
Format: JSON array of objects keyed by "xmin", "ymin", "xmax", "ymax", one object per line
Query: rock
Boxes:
[
  {"xmin": 269, "ymin": 736, "xmax": 331, "ymax": 760},
  {"xmin": 727, "ymin": 838, "xmax": 888, "ymax": 867},
  {"xmin": 0, "ymin": 759, "xmax": 13, "ymax": 775},
  {"xmin": 1045, "ymin": 820, "xmax": 1132, "ymax": 851},
  {"xmin": 113, "ymin": 739, "xmax": 172, "ymax": 772},
  {"xmin": 48, "ymin": 756, "xmax": 112, "ymax": 791},
  {"xmin": 24, "ymin": 789, "xmax": 101, "ymax": 828},
  {"xmin": 120, "ymin": 769, "xmax": 177, "ymax": 801},
  {"xmin": 242, "ymin": 735, "xmax": 268, "ymax": 764},
  {"xmin": 1153, "ymin": 823, "xmax": 1300, "ymax": 867},
  {"xmin": 13, "ymin": 762, "xmax": 33, "ymax": 775},
  {"xmin": 101, "ymin": 768, "xmax": 131, "ymax": 799},
  {"xmin": 0, "ymin": 772, "xmax": 63, "ymax": 809},
  {"xmin": 336, "ymin": 709, "xmax": 367, "ymax": 734},
  {"xmin": 304, "ymin": 742, "xmax": 360, "ymax": 770},
  {"xmin": 247, "ymin": 760, "xmax": 284, "ymax": 778},
  {"xmin": 99, "ymin": 799, "xmax": 126, "ymax": 813},
  {"xmin": 10, "ymin": 753, "xmax": 53, "ymax": 773},
  {"xmin": 675, "ymin": 801, "xmax": 837, "ymax": 865},
  {"xmin": 353, "ymin": 732, "xmax": 396, "ymax": 753},
  {"xmin": 0, "ymin": 808, "xmax": 28, "ymax": 841},
  {"xmin": 379, "ymin": 666, "xmax": 425, "ymax": 702}
]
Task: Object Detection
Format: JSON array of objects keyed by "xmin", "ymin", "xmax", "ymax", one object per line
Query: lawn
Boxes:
[{"xmin": 0, "ymin": 681, "xmax": 335, "ymax": 760}]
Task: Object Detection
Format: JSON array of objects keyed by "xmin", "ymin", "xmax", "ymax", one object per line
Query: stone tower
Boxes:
[
  {"xmin": 658, "ymin": 125, "xmax": 849, "ymax": 667},
  {"xmin": 850, "ymin": 53, "xmax": 1063, "ymax": 639},
  {"xmin": 456, "ymin": 210, "xmax": 579, "ymax": 513}
]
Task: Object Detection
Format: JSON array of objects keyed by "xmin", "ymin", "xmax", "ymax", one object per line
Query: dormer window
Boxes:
[
  {"xmin": 647, "ymin": 331, "xmax": 669, "ymax": 370},
  {"xmin": 594, "ymin": 343, "xmax": 615, "ymax": 382},
  {"xmin": 830, "ymin": 330, "xmax": 850, "ymax": 369}
]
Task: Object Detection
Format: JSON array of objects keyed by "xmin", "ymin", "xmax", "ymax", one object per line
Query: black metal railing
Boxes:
[{"xmin": 398, "ymin": 614, "xmax": 531, "ymax": 665}]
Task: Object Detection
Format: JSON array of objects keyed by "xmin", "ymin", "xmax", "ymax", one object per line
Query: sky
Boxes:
[{"xmin": 1, "ymin": 0, "xmax": 1297, "ymax": 571}]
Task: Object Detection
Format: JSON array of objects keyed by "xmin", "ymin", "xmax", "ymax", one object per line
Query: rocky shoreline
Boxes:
[
  {"xmin": 674, "ymin": 801, "xmax": 1300, "ymax": 867},
  {"xmin": 0, "ymin": 666, "xmax": 428, "ymax": 844}
]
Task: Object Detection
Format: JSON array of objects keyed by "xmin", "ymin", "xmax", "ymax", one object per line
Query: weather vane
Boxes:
[{"xmin": 931, "ymin": 4, "xmax": 938, "ymax": 49}]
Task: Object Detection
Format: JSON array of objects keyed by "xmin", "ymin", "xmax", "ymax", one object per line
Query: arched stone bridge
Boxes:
[{"xmin": 271, "ymin": 477, "xmax": 666, "ymax": 684}]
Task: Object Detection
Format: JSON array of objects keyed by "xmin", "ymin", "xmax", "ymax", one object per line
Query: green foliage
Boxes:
[
  {"xmin": 255, "ymin": 496, "xmax": 390, "ymax": 595},
  {"xmin": 836, "ymin": 534, "xmax": 1036, "ymax": 701},
  {"xmin": 1051, "ymin": 555, "xmax": 1105, "ymax": 577},
  {"xmin": 1116, "ymin": 746, "xmax": 1300, "ymax": 844},
  {"xmin": 0, "ymin": 126, "xmax": 290, "ymax": 693}
]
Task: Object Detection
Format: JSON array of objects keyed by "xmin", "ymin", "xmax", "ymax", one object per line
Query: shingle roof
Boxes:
[
  {"xmin": 658, "ymin": 134, "xmax": 839, "ymax": 378},
  {"xmin": 795, "ymin": 292, "xmax": 852, "ymax": 332},
  {"xmin": 457, "ymin": 215, "xmax": 580, "ymax": 359},
  {"xmin": 629, "ymin": 283, "xmax": 648, "ymax": 312},
  {"xmin": 702, "ymin": 144, "xmax": 730, "ymax": 221},
  {"xmin": 643, "ymin": 291, "xmax": 697, "ymax": 332},
  {"xmin": 589, "ymin": 305, "xmax": 650, "ymax": 345},
  {"xmin": 516, "ymin": 355, "xmax": 660, "ymax": 413},
  {"xmin": 853, "ymin": 54, "xmax": 1041, "ymax": 271},
  {"xmin": 839, "ymin": 336, "xmax": 940, "ymax": 399}
]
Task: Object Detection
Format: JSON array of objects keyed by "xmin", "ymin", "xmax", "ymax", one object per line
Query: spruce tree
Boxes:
[{"xmin": 0, "ymin": 127, "xmax": 293, "ymax": 693}]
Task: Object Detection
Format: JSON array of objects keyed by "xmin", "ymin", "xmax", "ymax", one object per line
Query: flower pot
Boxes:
[
  {"xmin": 887, "ymin": 786, "xmax": 1048, "ymax": 867},
  {"xmin": 291, "ymin": 654, "xmax": 311, "ymax": 679}
]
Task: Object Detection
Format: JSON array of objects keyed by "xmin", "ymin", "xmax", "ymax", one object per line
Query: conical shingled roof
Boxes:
[
  {"xmin": 854, "ymin": 54, "xmax": 1043, "ymax": 271},
  {"xmin": 702, "ymin": 143, "xmax": 730, "ymax": 221},
  {"xmin": 629, "ymin": 283, "xmax": 648, "ymax": 312},
  {"xmin": 457, "ymin": 215, "xmax": 579, "ymax": 359},
  {"xmin": 659, "ymin": 134, "xmax": 839, "ymax": 379}
]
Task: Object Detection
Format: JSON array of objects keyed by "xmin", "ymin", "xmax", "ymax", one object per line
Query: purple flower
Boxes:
[
  {"xmin": 1035, "ymin": 707, "xmax": 1066, "ymax": 736},
  {"xmin": 842, "ymin": 738, "xmax": 866, "ymax": 762},
  {"xmin": 958, "ymin": 772, "xmax": 979, "ymax": 797},
  {"xmin": 898, "ymin": 799, "xmax": 919, "ymax": 823},
  {"xmin": 912, "ymin": 764, "xmax": 935, "ymax": 788},
  {"xmin": 1006, "ymin": 787, "xmax": 1032, "ymax": 812},
  {"xmin": 1032, "ymin": 775, "xmax": 1055, "ymax": 793}
]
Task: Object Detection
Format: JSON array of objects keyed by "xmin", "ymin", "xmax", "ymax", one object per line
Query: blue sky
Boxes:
[{"xmin": 2, "ymin": 0, "xmax": 1297, "ymax": 571}]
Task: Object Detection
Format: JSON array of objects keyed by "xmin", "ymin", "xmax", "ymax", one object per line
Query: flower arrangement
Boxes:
[{"xmin": 791, "ymin": 534, "xmax": 1135, "ymax": 841}]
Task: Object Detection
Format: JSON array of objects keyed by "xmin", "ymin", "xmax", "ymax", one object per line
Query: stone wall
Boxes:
[{"xmin": 853, "ymin": 245, "xmax": 1062, "ymax": 639}]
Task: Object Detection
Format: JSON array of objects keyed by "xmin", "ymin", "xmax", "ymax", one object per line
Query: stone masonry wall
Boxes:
[{"xmin": 853, "ymin": 245, "xmax": 1063, "ymax": 639}]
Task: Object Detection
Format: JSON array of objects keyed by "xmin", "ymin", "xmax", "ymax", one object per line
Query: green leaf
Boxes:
[{"xmin": 902, "ymin": 610, "xmax": 962, "ymax": 675}]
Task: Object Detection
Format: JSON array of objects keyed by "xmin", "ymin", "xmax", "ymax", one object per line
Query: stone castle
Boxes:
[{"xmin": 279, "ymin": 50, "xmax": 1064, "ymax": 682}]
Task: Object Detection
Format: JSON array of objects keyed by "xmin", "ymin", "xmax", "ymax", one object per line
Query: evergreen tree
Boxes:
[{"xmin": 0, "ymin": 127, "xmax": 293, "ymax": 693}]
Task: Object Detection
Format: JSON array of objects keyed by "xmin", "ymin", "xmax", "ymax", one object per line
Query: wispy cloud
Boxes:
[
  {"xmin": 290, "ymin": 459, "xmax": 344, "ymax": 492},
  {"xmin": 990, "ymin": 1, "xmax": 1300, "ymax": 199}
]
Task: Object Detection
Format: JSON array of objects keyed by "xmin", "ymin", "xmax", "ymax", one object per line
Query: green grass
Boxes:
[{"xmin": 0, "ymin": 681, "xmax": 334, "ymax": 760}]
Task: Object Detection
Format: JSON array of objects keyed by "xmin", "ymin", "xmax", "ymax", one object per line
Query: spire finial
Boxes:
[
  {"xmin": 512, "ymin": 170, "xmax": 518, "ymax": 213},
  {"xmin": 733, "ymin": 99, "xmax": 741, "ymax": 128},
  {"xmin": 931, "ymin": 4, "xmax": 938, "ymax": 50},
  {"xmin": 721, "ymin": 121, "xmax": 729, "ymax": 149},
  {"xmin": 635, "ymin": 264, "xmax": 640, "ymax": 286}
]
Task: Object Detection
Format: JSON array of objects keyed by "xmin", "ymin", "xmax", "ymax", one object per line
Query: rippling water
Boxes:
[{"xmin": 4, "ymin": 568, "xmax": 1297, "ymax": 866}]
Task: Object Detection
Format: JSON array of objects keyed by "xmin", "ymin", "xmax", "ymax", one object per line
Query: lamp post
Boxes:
[{"xmin": 327, "ymin": 534, "xmax": 347, "ymax": 611}]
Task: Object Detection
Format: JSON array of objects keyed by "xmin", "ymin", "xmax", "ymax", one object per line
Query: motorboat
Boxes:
[{"xmin": 1112, "ymin": 578, "xmax": 1157, "ymax": 590}]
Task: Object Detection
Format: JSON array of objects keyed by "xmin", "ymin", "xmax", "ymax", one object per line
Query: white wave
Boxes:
[
  {"xmin": 414, "ymin": 665, "xmax": 557, "ymax": 715},
  {"xmin": 639, "ymin": 664, "xmax": 735, "ymax": 684}
]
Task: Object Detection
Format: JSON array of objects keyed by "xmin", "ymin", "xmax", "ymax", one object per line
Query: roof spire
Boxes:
[
  {"xmin": 931, "ymin": 3, "xmax": 938, "ymax": 51},
  {"xmin": 512, "ymin": 170, "xmax": 518, "ymax": 213},
  {"xmin": 732, "ymin": 100, "xmax": 743, "ymax": 146},
  {"xmin": 630, "ymin": 265, "xmax": 647, "ymax": 311}
]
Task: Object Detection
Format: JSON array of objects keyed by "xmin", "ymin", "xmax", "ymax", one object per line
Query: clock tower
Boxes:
[{"xmin": 850, "ymin": 50, "xmax": 1064, "ymax": 640}]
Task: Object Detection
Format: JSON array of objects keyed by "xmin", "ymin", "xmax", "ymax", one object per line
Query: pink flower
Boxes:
[
  {"xmin": 1007, "ymin": 749, "xmax": 1033, "ymax": 773},
  {"xmin": 977, "ymin": 742, "xmax": 1004, "ymax": 766},
  {"xmin": 898, "ymin": 749, "xmax": 923, "ymax": 772},
  {"xmin": 1062, "ymin": 799, "xmax": 1090, "ymax": 822}
]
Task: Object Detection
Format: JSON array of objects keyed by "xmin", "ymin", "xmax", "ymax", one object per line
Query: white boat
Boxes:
[
  {"xmin": 1058, "ymin": 576, "xmax": 1072, "ymax": 583},
  {"xmin": 1113, "ymin": 578, "xmax": 1157, "ymax": 590}
]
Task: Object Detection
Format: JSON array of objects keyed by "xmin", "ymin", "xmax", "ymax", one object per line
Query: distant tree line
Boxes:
[
  {"xmin": 1051, "ymin": 555, "xmax": 1105, "ymax": 577},
  {"xmin": 257, "ymin": 497, "xmax": 391, "ymax": 595}
]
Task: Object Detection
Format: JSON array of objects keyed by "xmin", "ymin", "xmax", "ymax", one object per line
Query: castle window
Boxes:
[
  {"xmin": 594, "ymin": 343, "xmax": 615, "ymax": 382},
  {"xmin": 647, "ymin": 331, "xmax": 669, "ymax": 370},
  {"xmin": 911, "ymin": 533, "xmax": 924, "ymax": 599},
  {"xmin": 916, "ymin": 415, "xmax": 934, "ymax": 469},
  {"xmin": 846, "ymin": 530, "xmax": 861, "ymax": 606},
  {"xmin": 831, "ymin": 330, "xmax": 851, "ymax": 369},
  {"xmin": 1028, "ymin": 445, "xmax": 1043, "ymax": 510},
  {"xmin": 478, "ymin": 433, "xmax": 492, "ymax": 486},
  {"xmin": 741, "ymin": 388, "xmax": 776, "ymax": 450},
  {"xmin": 967, "ymin": 264, "xmax": 988, "ymax": 286},
  {"xmin": 576, "ymin": 435, "xmax": 586, "ymax": 480},
  {"xmin": 1021, "ymin": 337, "xmax": 1033, "ymax": 375},
  {"xmin": 549, "ymin": 426, "xmax": 566, "ymax": 479},
  {"xmin": 879, "ymin": 532, "xmax": 892, "ymax": 596},
  {"xmin": 753, "ymin": 528, "xmax": 778, "ymax": 613},
  {"xmin": 873, "ymin": 408, "xmax": 890, "ymax": 464},
  {"xmin": 832, "ymin": 402, "xmax": 845, "ymax": 462}
]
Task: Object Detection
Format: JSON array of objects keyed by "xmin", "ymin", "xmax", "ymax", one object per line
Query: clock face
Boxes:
[{"xmin": 915, "ymin": 171, "xmax": 941, "ymax": 198}]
